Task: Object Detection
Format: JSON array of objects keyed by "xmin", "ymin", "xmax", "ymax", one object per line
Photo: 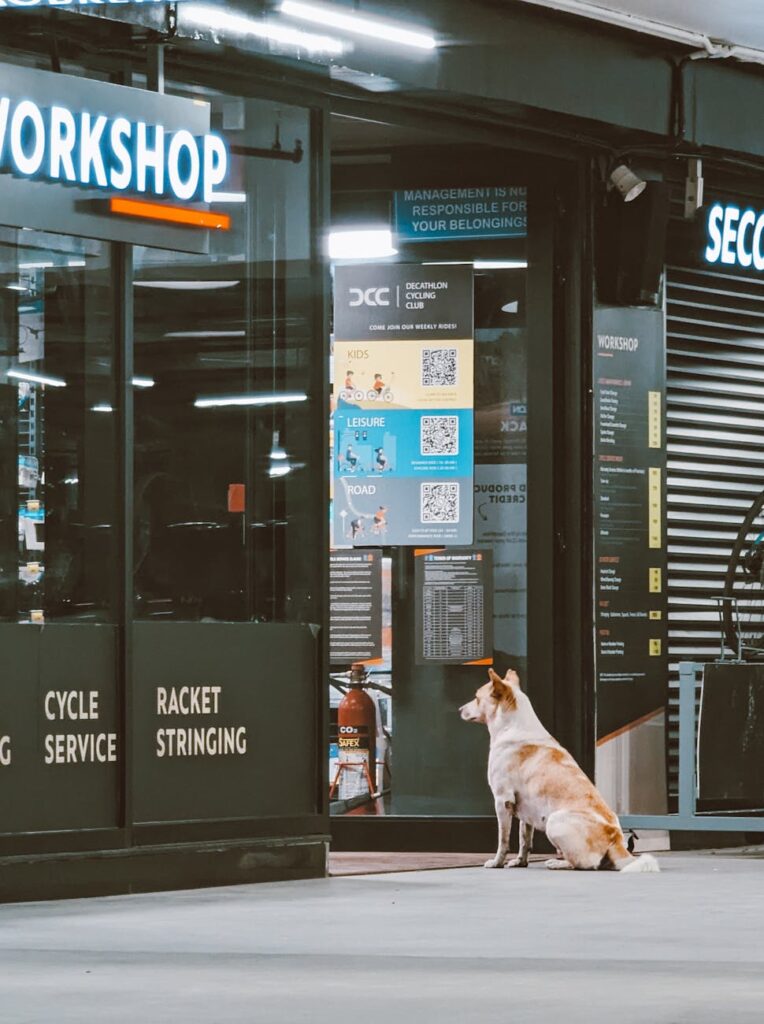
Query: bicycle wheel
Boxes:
[{"xmin": 722, "ymin": 487, "xmax": 764, "ymax": 660}]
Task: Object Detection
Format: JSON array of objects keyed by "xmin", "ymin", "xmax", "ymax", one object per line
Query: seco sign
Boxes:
[
  {"xmin": 0, "ymin": 96, "xmax": 229, "ymax": 203},
  {"xmin": 704, "ymin": 202, "xmax": 764, "ymax": 271}
]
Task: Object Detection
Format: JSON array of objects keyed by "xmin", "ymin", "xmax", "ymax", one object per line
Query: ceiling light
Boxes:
[
  {"xmin": 6, "ymin": 368, "xmax": 66, "ymax": 387},
  {"xmin": 501, "ymin": 301, "xmax": 520, "ymax": 313},
  {"xmin": 132, "ymin": 376, "xmax": 155, "ymax": 388},
  {"xmin": 165, "ymin": 330, "xmax": 246, "ymax": 340},
  {"xmin": 19, "ymin": 261, "xmax": 54, "ymax": 270},
  {"xmin": 91, "ymin": 403, "xmax": 113, "ymax": 413},
  {"xmin": 67, "ymin": 259, "xmax": 87, "ymax": 267},
  {"xmin": 269, "ymin": 431, "xmax": 288, "ymax": 461},
  {"xmin": 473, "ymin": 260, "xmax": 528, "ymax": 269},
  {"xmin": 609, "ymin": 164, "xmax": 646, "ymax": 203},
  {"xmin": 268, "ymin": 463, "xmax": 292, "ymax": 478},
  {"xmin": 281, "ymin": 1, "xmax": 437, "ymax": 50},
  {"xmin": 6, "ymin": 283, "xmax": 27, "ymax": 292},
  {"xmin": 329, "ymin": 228, "xmax": 397, "ymax": 260},
  {"xmin": 183, "ymin": 4, "xmax": 347, "ymax": 55},
  {"xmin": 194, "ymin": 392, "xmax": 308, "ymax": 408},
  {"xmin": 134, "ymin": 280, "xmax": 239, "ymax": 291}
]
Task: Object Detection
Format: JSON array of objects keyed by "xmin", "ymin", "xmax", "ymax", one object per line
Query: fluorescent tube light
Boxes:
[
  {"xmin": 183, "ymin": 4, "xmax": 346, "ymax": 55},
  {"xmin": 281, "ymin": 1, "xmax": 437, "ymax": 50},
  {"xmin": 270, "ymin": 431, "xmax": 288, "ymax": 460},
  {"xmin": 329, "ymin": 228, "xmax": 397, "ymax": 260},
  {"xmin": 19, "ymin": 261, "xmax": 54, "ymax": 270},
  {"xmin": 134, "ymin": 280, "xmax": 239, "ymax": 291},
  {"xmin": 473, "ymin": 260, "xmax": 528, "ymax": 269},
  {"xmin": 195, "ymin": 392, "xmax": 308, "ymax": 409},
  {"xmin": 67, "ymin": 259, "xmax": 87, "ymax": 267},
  {"xmin": 91, "ymin": 403, "xmax": 114, "ymax": 413},
  {"xmin": 165, "ymin": 330, "xmax": 246, "ymax": 340},
  {"xmin": 132, "ymin": 377, "xmax": 155, "ymax": 388},
  {"xmin": 6, "ymin": 368, "xmax": 66, "ymax": 388},
  {"xmin": 269, "ymin": 463, "xmax": 292, "ymax": 478}
]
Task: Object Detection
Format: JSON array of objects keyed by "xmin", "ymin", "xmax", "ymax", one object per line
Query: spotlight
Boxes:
[{"xmin": 609, "ymin": 164, "xmax": 646, "ymax": 203}]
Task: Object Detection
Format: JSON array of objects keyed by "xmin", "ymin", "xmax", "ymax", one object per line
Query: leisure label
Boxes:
[
  {"xmin": 0, "ymin": 96, "xmax": 229, "ymax": 202},
  {"xmin": 395, "ymin": 186, "xmax": 527, "ymax": 242}
]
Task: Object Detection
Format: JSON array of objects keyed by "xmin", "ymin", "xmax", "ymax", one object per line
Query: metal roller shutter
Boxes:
[{"xmin": 665, "ymin": 247, "xmax": 764, "ymax": 799}]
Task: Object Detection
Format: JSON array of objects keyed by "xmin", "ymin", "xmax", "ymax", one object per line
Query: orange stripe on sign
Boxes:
[
  {"xmin": 414, "ymin": 548, "xmax": 444, "ymax": 557},
  {"xmin": 110, "ymin": 197, "xmax": 231, "ymax": 231},
  {"xmin": 465, "ymin": 658, "xmax": 493, "ymax": 666}
]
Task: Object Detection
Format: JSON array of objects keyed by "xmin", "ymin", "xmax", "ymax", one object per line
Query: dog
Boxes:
[{"xmin": 460, "ymin": 668, "xmax": 659, "ymax": 873}]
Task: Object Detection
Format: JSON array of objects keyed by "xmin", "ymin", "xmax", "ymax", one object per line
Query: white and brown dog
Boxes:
[{"xmin": 460, "ymin": 668, "xmax": 659, "ymax": 872}]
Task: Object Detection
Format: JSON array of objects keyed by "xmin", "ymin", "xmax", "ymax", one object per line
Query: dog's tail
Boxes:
[{"xmin": 607, "ymin": 833, "xmax": 660, "ymax": 873}]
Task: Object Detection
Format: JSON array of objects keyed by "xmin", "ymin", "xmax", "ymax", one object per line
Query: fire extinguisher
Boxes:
[{"xmin": 337, "ymin": 664, "xmax": 377, "ymax": 805}]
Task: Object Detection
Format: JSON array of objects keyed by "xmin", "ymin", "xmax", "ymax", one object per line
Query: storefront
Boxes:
[{"xmin": 2, "ymin": 1, "xmax": 764, "ymax": 898}]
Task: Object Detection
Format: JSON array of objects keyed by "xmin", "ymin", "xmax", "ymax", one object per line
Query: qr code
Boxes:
[
  {"xmin": 420, "ymin": 482, "xmax": 460, "ymax": 523},
  {"xmin": 421, "ymin": 347, "xmax": 457, "ymax": 387},
  {"xmin": 420, "ymin": 415, "xmax": 459, "ymax": 456}
]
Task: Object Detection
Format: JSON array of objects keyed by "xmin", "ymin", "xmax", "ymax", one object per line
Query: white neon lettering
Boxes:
[
  {"xmin": 49, "ymin": 105, "xmax": 77, "ymax": 182},
  {"xmin": 203, "ymin": 134, "xmax": 228, "ymax": 202},
  {"xmin": 109, "ymin": 117, "xmax": 132, "ymax": 190},
  {"xmin": 737, "ymin": 209, "xmax": 756, "ymax": 268},
  {"xmin": 754, "ymin": 214, "xmax": 764, "ymax": 272},
  {"xmin": 136, "ymin": 121, "xmax": 165, "ymax": 195},
  {"xmin": 0, "ymin": 736, "xmax": 10, "ymax": 766},
  {"xmin": 10, "ymin": 100, "xmax": 45, "ymax": 176},
  {"xmin": 0, "ymin": 97, "xmax": 10, "ymax": 162},
  {"xmin": 79, "ymin": 111, "xmax": 108, "ymax": 187},
  {"xmin": 704, "ymin": 203, "xmax": 724, "ymax": 264},
  {"xmin": 167, "ymin": 129, "xmax": 200, "ymax": 200},
  {"xmin": 721, "ymin": 206, "xmax": 740, "ymax": 265}
]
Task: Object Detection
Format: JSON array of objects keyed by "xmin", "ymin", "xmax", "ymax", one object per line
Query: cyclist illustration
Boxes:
[
  {"xmin": 374, "ymin": 448, "xmax": 389, "ymax": 472},
  {"xmin": 344, "ymin": 444, "xmax": 359, "ymax": 471},
  {"xmin": 371, "ymin": 506, "xmax": 389, "ymax": 536},
  {"xmin": 350, "ymin": 517, "xmax": 365, "ymax": 541}
]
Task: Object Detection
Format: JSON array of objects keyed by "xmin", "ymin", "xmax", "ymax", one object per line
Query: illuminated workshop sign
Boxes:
[{"xmin": 0, "ymin": 96, "xmax": 229, "ymax": 203}]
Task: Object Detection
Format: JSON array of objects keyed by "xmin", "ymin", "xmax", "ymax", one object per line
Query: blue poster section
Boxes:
[
  {"xmin": 335, "ymin": 407, "xmax": 473, "ymax": 480},
  {"xmin": 394, "ymin": 186, "xmax": 527, "ymax": 242}
]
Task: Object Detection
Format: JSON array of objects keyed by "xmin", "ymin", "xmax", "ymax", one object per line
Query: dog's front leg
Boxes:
[
  {"xmin": 484, "ymin": 797, "xmax": 513, "ymax": 868},
  {"xmin": 506, "ymin": 821, "xmax": 534, "ymax": 868}
]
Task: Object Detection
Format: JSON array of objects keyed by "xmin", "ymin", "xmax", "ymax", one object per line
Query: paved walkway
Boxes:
[{"xmin": 1, "ymin": 852, "xmax": 763, "ymax": 1023}]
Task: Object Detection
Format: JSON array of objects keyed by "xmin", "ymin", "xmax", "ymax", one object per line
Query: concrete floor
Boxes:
[{"xmin": 1, "ymin": 852, "xmax": 763, "ymax": 1023}]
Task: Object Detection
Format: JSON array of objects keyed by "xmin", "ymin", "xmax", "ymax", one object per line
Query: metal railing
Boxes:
[{"xmin": 619, "ymin": 661, "xmax": 764, "ymax": 833}]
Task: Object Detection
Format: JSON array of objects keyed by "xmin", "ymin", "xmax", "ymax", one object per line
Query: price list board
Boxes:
[
  {"xmin": 593, "ymin": 306, "xmax": 667, "ymax": 742},
  {"xmin": 414, "ymin": 548, "xmax": 493, "ymax": 665}
]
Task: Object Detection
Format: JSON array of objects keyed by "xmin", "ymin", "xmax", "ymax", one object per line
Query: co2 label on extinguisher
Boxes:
[{"xmin": 338, "ymin": 724, "xmax": 372, "ymax": 800}]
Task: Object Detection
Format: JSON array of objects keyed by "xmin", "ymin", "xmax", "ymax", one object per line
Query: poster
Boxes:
[
  {"xmin": 474, "ymin": 328, "xmax": 528, "ymax": 464},
  {"xmin": 333, "ymin": 264, "xmax": 474, "ymax": 547},
  {"xmin": 414, "ymin": 548, "xmax": 493, "ymax": 665},
  {"xmin": 474, "ymin": 464, "xmax": 527, "ymax": 666},
  {"xmin": 329, "ymin": 550, "xmax": 383, "ymax": 667},
  {"xmin": 394, "ymin": 186, "xmax": 527, "ymax": 242},
  {"xmin": 592, "ymin": 306, "xmax": 667, "ymax": 814}
]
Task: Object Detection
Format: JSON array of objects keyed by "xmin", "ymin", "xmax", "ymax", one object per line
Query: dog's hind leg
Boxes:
[
  {"xmin": 484, "ymin": 797, "xmax": 513, "ymax": 868},
  {"xmin": 506, "ymin": 820, "xmax": 534, "ymax": 868},
  {"xmin": 545, "ymin": 810, "xmax": 609, "ymax": 870}
]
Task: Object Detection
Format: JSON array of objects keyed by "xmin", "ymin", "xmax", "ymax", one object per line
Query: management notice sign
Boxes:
[{"xmin": 394, "ymin": 186, "xmax": 527, "ymax": 242}]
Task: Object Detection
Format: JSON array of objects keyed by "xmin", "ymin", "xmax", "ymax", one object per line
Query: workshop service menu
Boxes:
[{"xmin": 593, "ymin": 306, "xmax": 667, "ymax": 742}]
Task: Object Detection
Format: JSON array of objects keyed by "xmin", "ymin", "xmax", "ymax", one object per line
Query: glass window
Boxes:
[
  {"xmin": 133, "ymin": 95, "xmax": 320, "ymax": 624},
  {"xmin": 0, "ymin": 229, "xmax": 116, "ymax": 623}
]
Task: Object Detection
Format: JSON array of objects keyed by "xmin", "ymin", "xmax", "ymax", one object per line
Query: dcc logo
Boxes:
[{"xmin": 349, "ymin": 286, "xmax": 391, "ymax": 307}]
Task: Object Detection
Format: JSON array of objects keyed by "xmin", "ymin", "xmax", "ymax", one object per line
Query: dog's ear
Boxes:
[
  {"xmin": 488, "ymin": 667, "xmax": 506, "ymax": 699},
  {"xmin": 504, "ymin": 668, "xmax": 521, "ymax": 690}
]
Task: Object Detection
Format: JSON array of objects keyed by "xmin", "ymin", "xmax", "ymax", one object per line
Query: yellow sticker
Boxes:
[
  {"xmin": 648, "ymin": 391, "xmax": 661, "ymax": 449},
  {"xmin": 648, "ymin": 468, "xmax": 661, "ymax": 548},
  {"xmin": 649, "ymin": 639, "xmax": 662, "ymax": 656},
  {"xmin": 649, "ymin": 568, "xmax": 662, "ymax": 593}
]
